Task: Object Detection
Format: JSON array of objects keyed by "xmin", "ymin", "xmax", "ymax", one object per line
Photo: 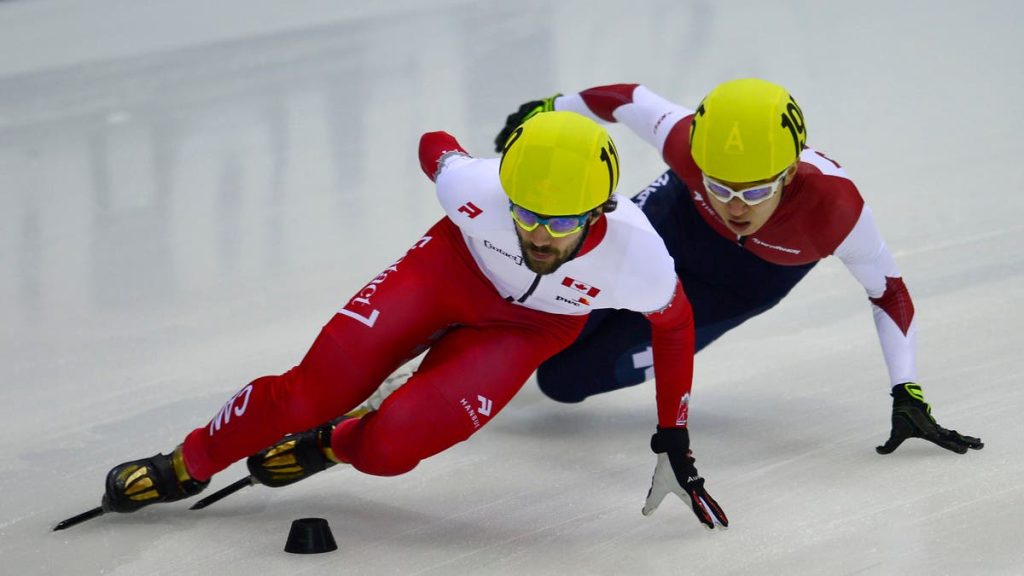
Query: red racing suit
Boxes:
[{"xmin": 181, "ymin": 132, "xmax": 695, "ymax": 480}]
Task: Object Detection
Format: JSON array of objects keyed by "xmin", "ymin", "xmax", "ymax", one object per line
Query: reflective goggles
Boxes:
[
  {"xmin": 509, "ymin": 202, "xmax": 590, "ymax": 238},
  {"xmin": 701, "ymin": 170, "xmax": 787, "ymax": 206}
]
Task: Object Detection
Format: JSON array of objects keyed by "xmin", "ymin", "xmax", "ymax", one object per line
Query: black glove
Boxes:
[
  {"xmin": 493, "ymin": 94, "xmax": 561, "ymax": 153},
  {"xmin": 642, "ymin": 427, "xmax": 728, "ymax": 530},
  {"xmin": 876, "ymin": 383, "xmax": 983, "ymax": 455}
]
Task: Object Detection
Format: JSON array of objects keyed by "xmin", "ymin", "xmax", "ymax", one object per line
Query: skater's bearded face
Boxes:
[{"xmin": 511, "ymin": 205, "xmax": 597, "ymax": 275}]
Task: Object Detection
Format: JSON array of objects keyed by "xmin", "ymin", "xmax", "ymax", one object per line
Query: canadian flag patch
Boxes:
[{"xmin": 561, "ymin": 276, "xmax": 600, "ymax": 298}]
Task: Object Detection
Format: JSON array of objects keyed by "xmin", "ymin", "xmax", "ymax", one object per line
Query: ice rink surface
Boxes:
[{"xmin": 2, "ymin": 1, "xmax": 1022, "ymax": 574}]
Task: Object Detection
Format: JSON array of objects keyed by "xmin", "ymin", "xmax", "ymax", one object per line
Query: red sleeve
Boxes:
[
  {"xmin": 661, "ymin": 115, "xmax": 700, "ymax": 180},
  {"xmin": 418, "ymin": 131, "xmax": 468, "ymax": 182},
  {"xmin": 644, "ymin": 278, "xmax": 696, "ymax": 428},
  {"xmin": 869, "ymin": 276, "xmax": 915, "ymax": 336},
  {"xmin": 578, "ymin": 84, "xmax": 640, "ymax": 122}
]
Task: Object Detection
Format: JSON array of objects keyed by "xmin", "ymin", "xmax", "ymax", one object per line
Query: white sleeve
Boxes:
[
  {"xmin": 834, "ymin": 205, "xmax": 918, "ymax": 385},
  {"xmin": 557, "ymin": 86, "xmax": 694, "ymax": 154},
  {"xmin": 610, "ymin": 86, "xmax": 692, "ymax": 153},
  {"xmin": 435, "ymin": 155, "xmax": 495, "ymax": 219}
]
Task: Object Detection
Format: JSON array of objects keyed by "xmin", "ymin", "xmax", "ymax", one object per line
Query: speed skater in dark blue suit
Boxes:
[{"xmin": 494, "ymin": 79, "xmax": 982, "ymax": 457}]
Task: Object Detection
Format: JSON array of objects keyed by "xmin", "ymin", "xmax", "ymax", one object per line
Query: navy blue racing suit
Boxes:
[{"xmin": 536, "ymin": 170, "xmax": 816, "ymax": 402}]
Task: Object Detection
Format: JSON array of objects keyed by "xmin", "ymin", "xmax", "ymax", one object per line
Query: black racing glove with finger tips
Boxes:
[
  {"xmin": 493, "ymin": 94, "xmax": 560, "ymax": 153},
  {"xmin": 876, "ymin": 383, "xmax": 983, "ymax": 455},
  {"xmin": 642, "ymin": 427, "xmax": 728, "ymax": 530}
]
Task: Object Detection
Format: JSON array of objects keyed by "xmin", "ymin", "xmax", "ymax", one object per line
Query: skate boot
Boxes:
[
  {"xmin": 247, "ymin": 414, "xmax": 359, "ymax": 488},
  {"xmin": 102, "ymin": 445, "xmax": 209, "ymax": 513}
]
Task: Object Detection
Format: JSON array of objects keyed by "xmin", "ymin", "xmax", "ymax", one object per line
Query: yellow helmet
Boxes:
[
  {"xmin": 689, "ymin": 78, "xmax": 806, "ymax": 183},
  {"xmin": 499, "ymin": 111, "xmax": 619, "ymax": 215}
]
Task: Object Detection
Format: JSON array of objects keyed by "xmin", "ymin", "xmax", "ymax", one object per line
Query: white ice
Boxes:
[{"xmin": 2, "ymin": 1, "xmax": 1022, "ymax": 574}]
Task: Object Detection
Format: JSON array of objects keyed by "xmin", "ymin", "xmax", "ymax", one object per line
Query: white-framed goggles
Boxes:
[{"xmin": 701, "ymin": 170, "xmax": 787, "ymax": 206}]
